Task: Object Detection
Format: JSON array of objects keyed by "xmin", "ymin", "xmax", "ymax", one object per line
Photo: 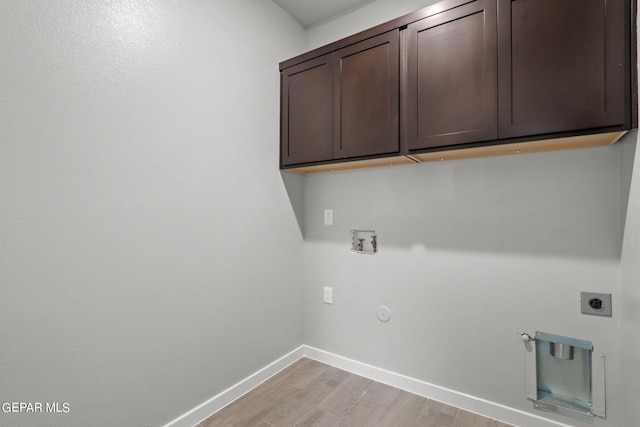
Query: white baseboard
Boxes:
[
  {"xmin": 165, "ymin": 344, "xmax": 573, "ymax": 427},
  {"xmin": 163, "ymin": 346, "xmax": 306, "ymax": 427},
  {"xmin": 301, "ymin": 345, "xmax": 573, "ymax": 427}
]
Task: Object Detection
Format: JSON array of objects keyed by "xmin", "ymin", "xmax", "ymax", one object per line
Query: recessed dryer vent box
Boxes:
[{"xmin": 524, "ymin": 331, "xmax": 606, "ymax": 422}]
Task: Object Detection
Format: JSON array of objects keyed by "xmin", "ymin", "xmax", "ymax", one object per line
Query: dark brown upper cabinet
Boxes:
[
  {"xmin": 334, "ymin": 31, "xmax": 400, "ymax": 160},
  {"xmin": 280, "ymin": 54, "xmax": 334, "ymax": 166},
  {"xmin": 497, "ymin": 0, "xmax": 631, "ymax": 139},
  {"xmin": 279, "ymin": 0, "xmax": 635, "ymax": 172},
  {"xmin": 280, "ymin": 30, "xmax": 400, "ymax": 167},
  {"xmin": 404, "ymin": 0, "xmax": 498, "ymax": 151}
]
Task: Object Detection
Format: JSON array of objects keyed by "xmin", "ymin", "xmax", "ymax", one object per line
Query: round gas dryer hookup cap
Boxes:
[{"xmin": 376, "ymin": 306, "xmax": 391, "ymax": 322}]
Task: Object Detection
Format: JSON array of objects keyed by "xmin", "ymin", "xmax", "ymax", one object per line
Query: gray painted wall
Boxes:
[
  {"xmin": 618, "ymin": 22, "xmax": 640, "ymax": 427},
  {"xmin": 302, "ymin": 1, "xmax": 639, "ymax": 425},
  {"xmin": 0, "ymin": 1, "xmax": 305, "ymax": 426},
  {"xmin": 302, "ymin": 145, "xmax": 626, "ymax": 427},
  {"xmin": 620, "ymin": 133, "xmax": 640, "ymax": 427},
  {"xmin": 2, "ymin": 0, "xmax": 639, "ymax": 426}
]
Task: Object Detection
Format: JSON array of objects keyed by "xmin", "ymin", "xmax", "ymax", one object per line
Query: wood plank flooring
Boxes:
[{"xmin": 196, "ymin": 358, "xmax": 515, "ymax": 427}]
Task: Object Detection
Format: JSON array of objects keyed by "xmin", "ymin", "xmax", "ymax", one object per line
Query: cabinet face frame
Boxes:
[
  {"xmin": 280, "ymin": 54, "xmax": 334, "ymax": 167},
  {"xmin": 403, "ymin": 0, "xmax": 498, "ymax": 151},
  {"xmin": 497, "ymin": 0, "xmax": 631, "ymax": 139}
]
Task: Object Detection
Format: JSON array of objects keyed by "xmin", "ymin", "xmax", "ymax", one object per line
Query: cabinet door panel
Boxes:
[
  {"xmin": 498, "ymin": 0, "xmax": 627, "ymax": 138},
  {"xmin": 334, "ymin": 30, "xmax": 400, "ymax": 160},
  {"xmin": 405, "ymin": 0, "xmax": 497, "ymax": 151},
  {"xmin": 281, "ymin": 54, "xmax": 333, "ymax": 166}
]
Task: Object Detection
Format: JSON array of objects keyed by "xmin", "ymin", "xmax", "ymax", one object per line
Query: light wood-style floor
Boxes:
[{"xmin": 197, "ymin": 357, "xmax": 515, "ymax": 427}]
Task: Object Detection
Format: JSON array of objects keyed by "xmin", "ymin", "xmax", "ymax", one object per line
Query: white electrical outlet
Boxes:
[
  {"xmin": 323, "ymin": 287, "xmax": 333, "ymax": 304},
  {"xmin": 324, "ymin": 209, "xmax": 333, "ymax": 225}
]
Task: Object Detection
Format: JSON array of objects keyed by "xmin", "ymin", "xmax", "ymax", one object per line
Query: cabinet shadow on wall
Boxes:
[
  {"xmin": 281, "ymin": 169, "xmax": 305, "ymax": 236},
  {"xmin": 287, "ymin": 134, "xmax": 638, "ymax": 261}
]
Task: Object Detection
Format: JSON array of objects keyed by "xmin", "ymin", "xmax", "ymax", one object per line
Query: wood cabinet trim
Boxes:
[
  {"xmin": 279, "ymin": 0, "xmax": 480, "ymax": 71},
  {"xmin": 287, "ymin": 131, "xmax": 626, "ymax": 173}
]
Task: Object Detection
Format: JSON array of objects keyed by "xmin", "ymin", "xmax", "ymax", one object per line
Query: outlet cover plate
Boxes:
[
  {"xmin": 580, "ymin": 292, "xmax": 612, "ymax": 317},
  {"xmin": 324, "ymin": 209, "xmax": 333, "ymax": 225},
  {"xmin": 324, "ymin": 287, "xmax": 333, "ymax": 304}
]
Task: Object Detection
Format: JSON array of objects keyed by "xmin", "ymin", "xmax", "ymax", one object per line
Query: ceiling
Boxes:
[{"xmin": 272, "ymin": 0, "xmax": 375, "ymax": 28}]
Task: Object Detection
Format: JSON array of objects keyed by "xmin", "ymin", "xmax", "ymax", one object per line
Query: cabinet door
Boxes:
[
  {"xmin": 404, "ymin": 0, "xmax": 498, "ymax": 151},
  {"xmin": 281, "ymin": 54, "xmax": 333, "ymax": 166},
  {"xmin": 498, "ymin": 0, "xmax": 628, "ymax": 139},
  {"xmin": 334, "ymin": 30, "xmax": 400, "ymax": 160}
]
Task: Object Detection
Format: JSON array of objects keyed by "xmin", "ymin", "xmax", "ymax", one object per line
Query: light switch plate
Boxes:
[
  {"xmin": 323, "ymin": 287, "xmax": 333, "ymax": 304},
  {"xmin": 580, "ymin": 292, "xmax": 612, "ymax": 317},
  {"xmin": 324, "ymin": 209, "xmax": 333, "ymax": 225}
]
